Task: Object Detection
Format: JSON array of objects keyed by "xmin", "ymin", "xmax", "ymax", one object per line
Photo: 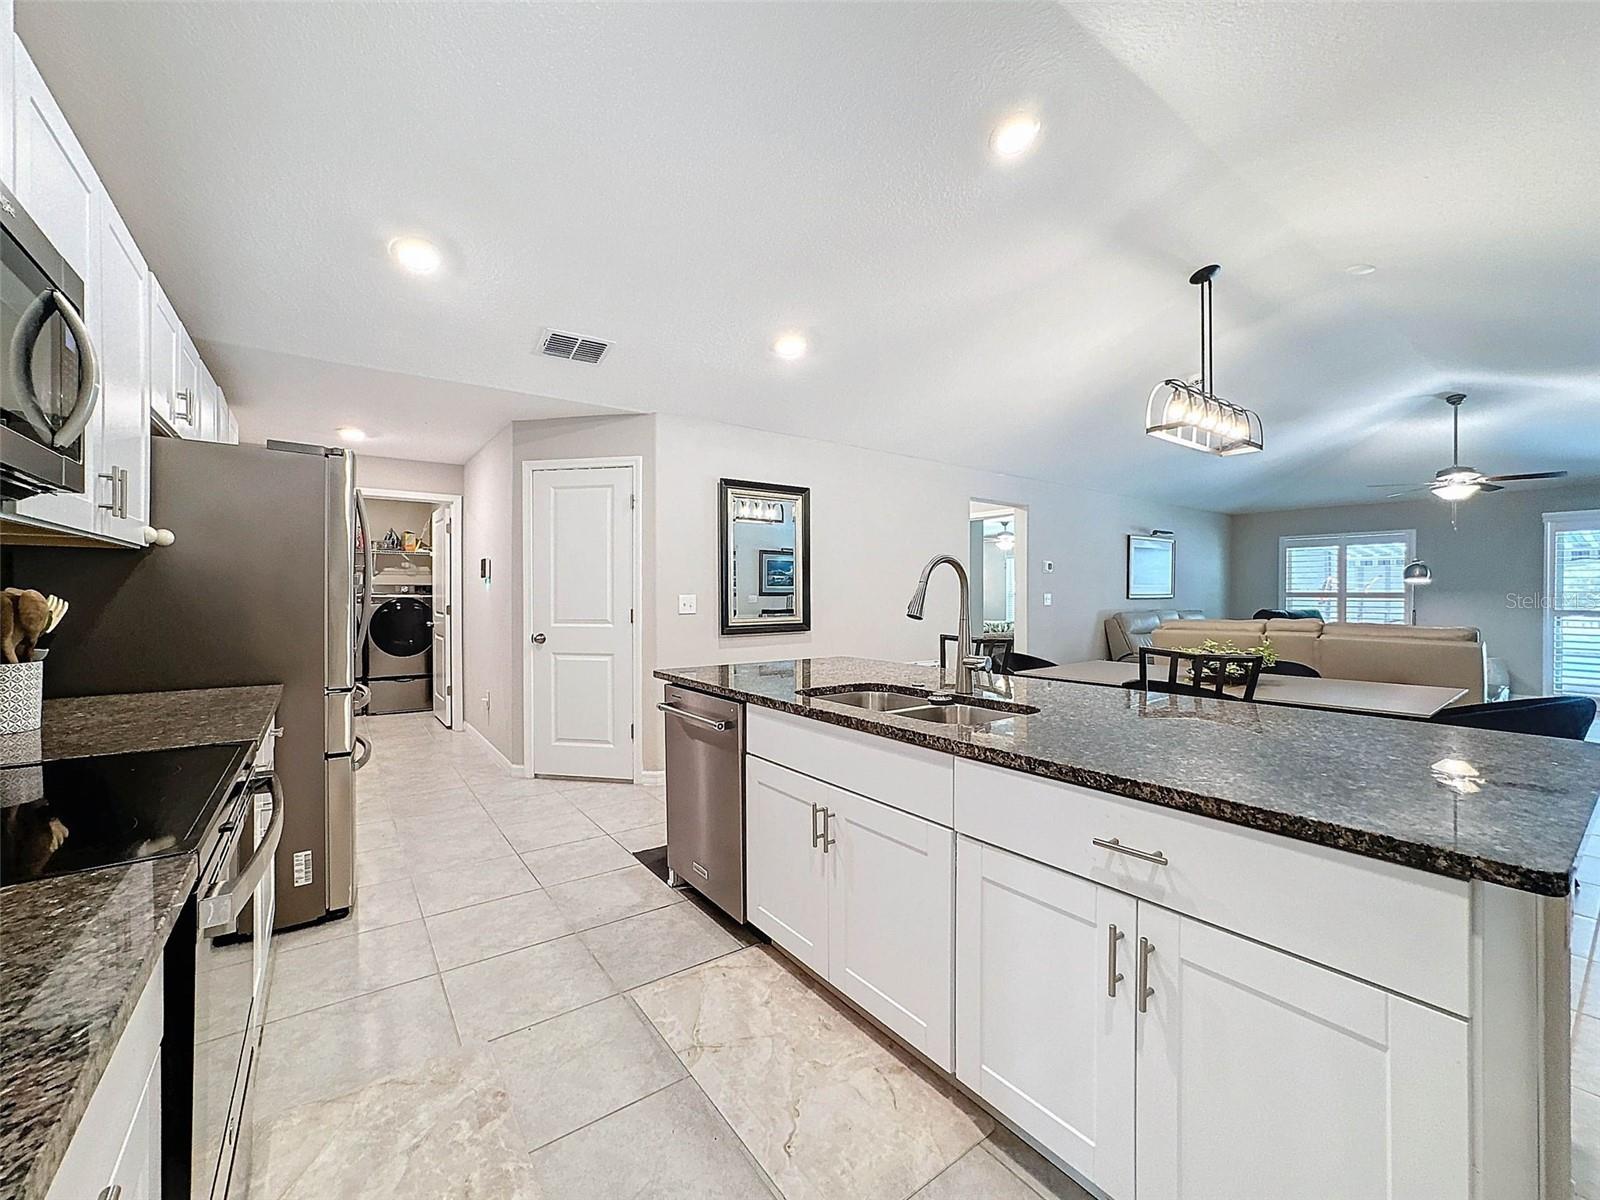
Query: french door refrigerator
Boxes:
[{"xmin": 14, "ymin": 438, "xmax": 370, "ymax": 928}]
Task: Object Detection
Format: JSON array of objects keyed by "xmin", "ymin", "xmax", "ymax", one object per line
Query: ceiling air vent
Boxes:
[{"xmin": 539, "ymin": 328, "xmax": 610, "ymax": 365}]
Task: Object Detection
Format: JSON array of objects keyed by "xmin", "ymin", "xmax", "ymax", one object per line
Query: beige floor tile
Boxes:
[
  {"xmin": 354, "ymin": 845, "xmax": 411, "ymax": 886},
  {"xmin": 378, "ymin": 784, "xmax": 484, "ymax": 823},
  {"xmin": 442, "ymin": 934, "xmax": 614, "ymax": 1041},
  {"xmin": 353, "ymin": 816, "xmax": 400, "ymax": 851},
  {"xmin": 1575, "ymin": 1014, "xmax": 1600, "ymax": 1097},
  {"xmin": 353, "ymin": 877, "xmax": 423, "ymax": 933},
  {"xmin": 1576, "ymin": 1087, "xmax": 1600, "ymax": 1198},
  {"xmin": 251, "ymin": 977, "xmax": 460, "ymax": 1124},
  {"xmin": 393, "ymin": 816, "xmax": 513, "ymax": 872},
  {"xmin": 610, "ymin": 821, "xmax": 668, "ymax": 853},
  {"xmin": 411, "ymin": 855, "xmax": 537, "ymax": 916},
  {"xmin": 634, "ymin": 946, "xmax": 990, "ymax": 1200},
  {"xmin": 495, "ymin": 804, "xmax": 605, "ymax": 853},
  {"xmin": 578, "ymin": 792, "xmax": 667, "ymax": 834},
  {"xmin": 469, "ymin": 775, "xmax": 573, "ymax": 803},
  {"xmin": 1577, "ymin": 915, "xmax": 1598, "ymax": 959},
  {"xmin": 584, "ymin": 901, "xmax": 741, "ymax": 991},
  {"xmin": 249, "ymin": 1051, "xmax": 535, "ymax": 1200},
  {"xmin": 522, "ymin": 835, "xmax": 638, "ymax": 887},
  {"xmin": 913, "ymin": 1146, "xmax": 1044, "ymax": 1199},
  {"xmin": 267, "ymin": 921, "xmax": 438, "ymax": 1021},
  {"xmin": 546, "ymin": 864, "xmax": 684, "ymax": 932},
  {"xmin": 425, "ymin": 889, "xmax": 574, "ymax": 971},
  {"xmin": 495, "ymin": 995, "xmax": 685, "ymax": 1149},
  {"xmin": 527, "ymin": 1077, "xmax": 778, "ymax": 1200},
  {"xmin": 563, "ymin": 781, "xmax": 649, "ymax": 808}
]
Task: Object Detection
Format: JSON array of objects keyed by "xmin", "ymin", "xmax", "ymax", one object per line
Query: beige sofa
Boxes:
[
  {"xmin": 1105, "ymin": 609, "xmax": 1206, "ymax": 662},
  {"xmin": 1149, "ymin": 618, "xmax": 1486, "ymax": 705}
]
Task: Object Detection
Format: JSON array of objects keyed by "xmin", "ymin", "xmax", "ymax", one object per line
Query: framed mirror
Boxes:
[
  {"xmin": 1127, "ymin": 533, "xmax": 1176, "ymax": 599},
  {"xmin": 720, "ymin": 478, "xmax": 810, "ymax": 635}
]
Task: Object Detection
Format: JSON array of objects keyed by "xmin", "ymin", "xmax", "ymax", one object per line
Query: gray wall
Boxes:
[
  {"xmin": 356, "ymin": 454, "xmax": 465, "ymax": 496},
  {"xmin": 461, "ymin": 427, "xmax": 520, "ymax": 762},
  {"xmin": 1228, "ymin": 480, "xmax": 1600, "ymax": 695}
]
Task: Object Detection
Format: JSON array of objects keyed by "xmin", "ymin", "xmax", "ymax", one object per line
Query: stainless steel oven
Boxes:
[
  {"xmin": 184, "ymin": 745, "xmax": 283, "ymax": 1199},
  {"xmin": 0, "ymin": 180, "xmax": 100, "ymax": 499}
]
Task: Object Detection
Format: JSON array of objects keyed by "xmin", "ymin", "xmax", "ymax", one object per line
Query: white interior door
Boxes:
[
  {"xmin": 431, "ymin": 506, "xmax": 453, "ymax": 728},
  {"xmin": 528, "ymin": 465, "xmax": 635, "ymax": 779},
  {"xmin": 1135, "ymin": 905, "xmax": 1469, "ymax": 1200}
]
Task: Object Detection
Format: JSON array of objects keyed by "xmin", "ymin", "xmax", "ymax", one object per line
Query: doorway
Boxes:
[
  {"xmin": 358, "ymin": 487, "xmax": 464, "ymax": 729},
  {"xmin": 522, "ymin": 457, "xmax": 643, "ymax": 782},
  {"xmin": 969, "ymin": 500, "xmax": 1028, "ymax": 659}
]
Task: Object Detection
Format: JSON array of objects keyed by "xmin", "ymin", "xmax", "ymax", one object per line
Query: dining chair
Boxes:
[{"xmin": 1429, "ymin": 696, "xmax": 1597, "ymax": 741}]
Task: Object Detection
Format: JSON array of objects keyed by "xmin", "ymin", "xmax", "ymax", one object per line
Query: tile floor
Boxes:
[
  {"xmin": 243, "ymin": 712, "xmax": 1089, "ymax": 1200},
  {"xmin": 1570, "ymin": 840, "xmax": 1600, "ymax": 1199}
]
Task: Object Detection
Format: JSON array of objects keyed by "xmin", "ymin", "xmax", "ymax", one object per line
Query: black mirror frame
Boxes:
[{"xmin": 719, "ymin": 477, "xmax": 812, "ymax": 636}]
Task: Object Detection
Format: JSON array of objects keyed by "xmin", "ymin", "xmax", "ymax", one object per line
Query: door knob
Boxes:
[{"xmin": 532, "ymin": 633, "xmax": 547, "ymax": 644}]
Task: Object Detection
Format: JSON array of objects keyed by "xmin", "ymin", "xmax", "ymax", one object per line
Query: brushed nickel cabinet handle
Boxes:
[
  {"xmin": 118, "ymin": 467, "xmax": 129, "ymax": 518},
  {"xmin": 1107, "ymin": 923, "xmax": 1125, "ymax": 998},
  {"xmin": 1137, "ymin": 936, "xmax": 1156, "ymax": 1014},
  {"xmin": 822, "ymin": 808, "xmax": 836, "ymax": 853},
  {"xmin": 97, "ymin": 470, "xmax": 118, "ymax": 510},
  {"xmin": 1093, "ymin": 837, "xmax": 1169, "ymax": 867},
  {"xmin": 811, "ymin": 802, "xmax": 824, "ymax": 848}
]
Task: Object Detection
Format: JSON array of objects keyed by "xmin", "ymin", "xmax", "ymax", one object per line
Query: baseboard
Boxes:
[
  {"xmin": 638, "ymin": 769, "xmax": 665, "ymax": 787},
  {"xmin": 464, "ymin": 720, "xmax": 526, "ymax": 776}
]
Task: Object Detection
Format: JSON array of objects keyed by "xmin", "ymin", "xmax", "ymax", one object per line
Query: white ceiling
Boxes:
[{"xmin": 16, "ymin": 1, "xmax": 1600, "ymax": 510}]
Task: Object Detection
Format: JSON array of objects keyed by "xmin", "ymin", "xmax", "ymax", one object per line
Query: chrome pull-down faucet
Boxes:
[{"xmin": 907, "ymin": 554, "xmax": 989, "ymax": 697}]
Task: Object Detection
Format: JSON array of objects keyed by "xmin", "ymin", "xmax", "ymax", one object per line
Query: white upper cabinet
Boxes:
[
  {"xmin": 12, "ymin": 41, "xmax": 95, "ymax": 280},
  {"xmin": 1133, "ymin": 905, "xmax": 1469, "ymax": 1200},
  {"xmin": 174, "ymin": 330, "xmax": 201, "ymax": 437},
  {"xmin": 147, "ymin": 274, "xmax": 180, "ymax": 427},
  {"xmin": 95, "ymin": 189, "xmax": 149, "ymax": 541},
  {"xmin": 956, "ymin": 837, "xmax": 1136, "ymax": 1197},
  {"xmin": 3, "ymin": 19, "xmax": 17, "ymax": 189}
]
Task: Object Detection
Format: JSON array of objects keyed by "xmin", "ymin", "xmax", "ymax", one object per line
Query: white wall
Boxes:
[
  {"xmin": 356, "ymin": 454, "xmax": 465, "ymax": 495},
  {"xmin": 1229, "ymin": 480, "xmax": 1600, "ymax": 695},
  {"xmin": 461, "ymin": 427, "xmax": 520, "ymax": 762}
]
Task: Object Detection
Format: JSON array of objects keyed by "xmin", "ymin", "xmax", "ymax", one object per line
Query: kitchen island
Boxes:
[
  {"xmin": 655, "ymin": 656, "xmax": 1600, "ymax": 1200},
  {"xmin": 0, "ymin": 686, "xmax": 280, "ymax": 1200}
]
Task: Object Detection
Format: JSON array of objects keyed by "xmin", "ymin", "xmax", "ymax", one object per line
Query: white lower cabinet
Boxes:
[
  {"xmin": 746, "ymin": 754, "xmax": 955, "ymax": 1068},
  {"xmin": 1134, "ymin": 905, "xmax": 1469, "ymax": 1200},
  {"xmin": 955, "ymin": 838, "xmax": 1136, "ymax": 1197}
]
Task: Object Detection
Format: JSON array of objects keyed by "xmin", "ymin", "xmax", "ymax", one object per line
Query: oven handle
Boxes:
[
  {"xmin": 200, "ymin": 775, "xmax": 285, "ymax": 938},
  {"xmin": 6, "ymin": 290, "xmax": 56, "ymax": 442}
]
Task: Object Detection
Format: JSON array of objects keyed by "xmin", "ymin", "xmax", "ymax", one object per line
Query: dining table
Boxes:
[{"xmin": 1020, "ymin": 659, "xmax": 1468, "ymax": 719}]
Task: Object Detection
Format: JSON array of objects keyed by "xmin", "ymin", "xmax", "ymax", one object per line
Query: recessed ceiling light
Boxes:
[
  {"xmin": 336, "ymin": 426, "xmax": 367, "ymax": 443},
  {"xmin": 387, "ymin": 236, "xmax": 442, "ymax": 275},
  {"xmin": 1344, "ymin": 263, "xmax": 1378, "ymax": 276},
  {"xmin": 771, "ymin": 332, "xmax": 809, "ymax": 361},
  {"xmin": 990, "ymin": 113, "xmax": 1041, "ymax": 159}
]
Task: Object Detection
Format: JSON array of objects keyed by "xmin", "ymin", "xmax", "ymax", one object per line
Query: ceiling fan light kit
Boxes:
[
  {"xmin": 1145, "ymin": 264, "xmax": 1264, "ymax": 456},
  {"xmin": 1373, "ymin": 393, "xmax": 1568, "ymax": 504}
]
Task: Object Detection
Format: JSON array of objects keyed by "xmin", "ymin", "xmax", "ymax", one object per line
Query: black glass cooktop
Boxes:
[{"xmin": 0, "ymin": 743, "xmax": 250, "ymax": 888}]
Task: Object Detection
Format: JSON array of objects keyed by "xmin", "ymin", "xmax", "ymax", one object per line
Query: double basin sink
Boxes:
[{"xmin": 800, "ymin": 687, "xmax": 1038, "ymax": 729}]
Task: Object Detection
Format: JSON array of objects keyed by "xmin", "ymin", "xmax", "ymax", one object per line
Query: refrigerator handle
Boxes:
[
  {"xmin": 353, "ymin": 734, "xmax": 373, "ymax": 772},
  {"xmin": 355, "ymin": 489, "xmax": 375, "ymax": 652}
]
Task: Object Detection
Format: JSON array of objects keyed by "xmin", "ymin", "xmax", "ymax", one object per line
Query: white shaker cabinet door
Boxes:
[
  {"xmin": 147, "ymin": 274, "xmax": 181, "ymax": 426},
  {"xmin": 12, "ymin": 41, "xmax": 96, "ymax": 277},
  {"xmin": 2, "ymin": 18, "xmax": 16, "ymax": 190},
  {"xmin": 826, "ymin": 788, "xmax": 954, "ymax": 1068},
  {"xmin": 1134, "ymin": 905, "xmax": 1469, "ymax": 1200},
  {"xmin": 174, "ymin": 333, "xmax": 201, "ymax": 437},
  {"xmin": 745, "ymin": 756, "xmax": 830, "ymax": 977},
  {"xmin": 94, "ymin": 188, "xmax": 150, "ymax": 541},
  {"xmin": 955, "ymin": 838, "xmax": 1135, "ymax": 1197}
]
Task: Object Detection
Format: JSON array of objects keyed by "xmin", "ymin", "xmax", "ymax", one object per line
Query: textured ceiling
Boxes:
[{"xmin": 16, "ymin": 1, "xmax": 1599, "ymax": 509}]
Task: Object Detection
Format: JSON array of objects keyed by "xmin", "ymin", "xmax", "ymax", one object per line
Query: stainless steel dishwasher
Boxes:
[{"xmin": 658, "ymin": 685, "xmax": 745, "ymax": 922}]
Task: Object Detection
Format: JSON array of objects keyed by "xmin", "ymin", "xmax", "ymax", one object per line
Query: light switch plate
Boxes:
[
  {"xmin": 678, "ymin": 594, "xmax": 698, "ymax": 615},
  {"xmin": 1043, "ymin": 592, "xmax": 1053, "ymax": 606}
]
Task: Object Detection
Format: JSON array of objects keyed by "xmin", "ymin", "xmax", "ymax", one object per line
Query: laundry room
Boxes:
[{"xmin": 358, "ymin": 493, "xmax": 457, "ymax": 719}]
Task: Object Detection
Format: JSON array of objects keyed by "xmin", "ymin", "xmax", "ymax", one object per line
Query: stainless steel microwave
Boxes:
[{"xmin": 1, "ymin": 180, "xmax": 100, "ymax": 499}]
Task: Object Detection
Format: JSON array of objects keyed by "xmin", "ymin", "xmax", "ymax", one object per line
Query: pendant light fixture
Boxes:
[{"xmin": 1144, "ymin": 265, "xmax": 1263, "ymax": 456}]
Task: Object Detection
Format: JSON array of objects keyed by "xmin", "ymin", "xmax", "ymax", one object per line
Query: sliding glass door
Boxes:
[{"xmin": 1545, "ymin": 510, "xmax": 1600, "ymax": 697}]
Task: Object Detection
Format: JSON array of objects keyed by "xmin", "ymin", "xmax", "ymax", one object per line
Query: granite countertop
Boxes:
[
  {"xmin": 656, "ymin": 656, "xmax": 1600, "ymax": 897},
  {"xmin": 0, "ymin": 685, "xmax": 280, "ymax": 1200}
]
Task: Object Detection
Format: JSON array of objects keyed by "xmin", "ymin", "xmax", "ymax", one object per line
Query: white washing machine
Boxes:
[{"xmin": 363, "ymin": 590, "xmax": 433, "ymax": 714}]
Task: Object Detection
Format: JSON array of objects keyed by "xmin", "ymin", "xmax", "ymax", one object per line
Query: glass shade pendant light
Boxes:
[{"xmin": 1144, "ymin": 265, "xmax": 1264, "ymax": 456}]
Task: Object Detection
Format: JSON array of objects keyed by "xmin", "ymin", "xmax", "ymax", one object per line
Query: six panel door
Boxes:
[
  {"xmin": 1134, "ymin": 904, "xmax": 1469, "ymax": 1200},
  {"xmin": 826, "ymin": 788, "xmax": 955, "ymax": 1068},
  {"xmin": 955, "ymin": 837, "xmax": 1136, "ymax": 1197},
  {"xmin": 745, "ymin": 756, "xmax": 831, "ymax": 977}
]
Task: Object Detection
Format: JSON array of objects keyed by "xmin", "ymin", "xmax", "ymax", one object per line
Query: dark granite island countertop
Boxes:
[
  {"xmin": 655, "ymin": 656, "xmax": 1600, "ymax": 897},
  {"xmin": 0, "ymin": 685, "xmax": 280, "ymax": 1200}
]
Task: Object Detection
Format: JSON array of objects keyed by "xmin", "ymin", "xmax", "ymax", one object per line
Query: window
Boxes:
[
  {"xmin": 1279, "ymin": 530, "xmax": 1415, "ymax": 624},
  {"xmin": 1545, "ymin": 511, "xmax": 1600, "ymax": 698}
]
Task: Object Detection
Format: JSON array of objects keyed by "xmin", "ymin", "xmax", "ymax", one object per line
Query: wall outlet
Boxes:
[
  {"xmin": 1042, "ymin": 560, "xmax": 1054, "ymax": 573},
  {"xmin": 678, "ymin": 594, "xmax": 698, "ymax": 615},
  {"xmin": 1043, "ymin": 592, "xmax": 1053, "ymax": 606}
]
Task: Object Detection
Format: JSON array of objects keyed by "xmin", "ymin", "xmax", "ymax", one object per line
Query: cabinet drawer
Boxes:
[
  {"xmin": 747, "ymin": 707, "xmax": 953, "ymax": 825},
  {"xmin": 955, "ymin": 760, "xmax": 1470, "ymax": 1015}
]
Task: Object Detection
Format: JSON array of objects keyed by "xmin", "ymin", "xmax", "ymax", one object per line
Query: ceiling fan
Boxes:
[{"xmin": 1371, "ymin": 393, "xmax": 1567, "ymax": 502}]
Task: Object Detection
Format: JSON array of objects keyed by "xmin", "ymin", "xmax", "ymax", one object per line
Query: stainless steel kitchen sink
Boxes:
[{"xmin": 807, "ymin": 688, "xmax": 1036, "ymax": 728}]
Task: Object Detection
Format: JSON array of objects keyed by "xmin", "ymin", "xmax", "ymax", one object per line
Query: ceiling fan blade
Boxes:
[
  {"xmin": 1386, "ymin": 489, "xmax": 1436, "ymax": 498},
  {"xmin": 1368, "ymin": 482, "xmax": 1431, "ymax": 490},
  {"xmin": 1481, "ymin": 470, "xmax": 1569, "ymax": 482},
  {"xmin": 1477, "ymin": 483, "xmax": 1505, "ymax": 493}
]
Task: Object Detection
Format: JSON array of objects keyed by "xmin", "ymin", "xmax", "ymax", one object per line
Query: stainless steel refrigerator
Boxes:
[{"xmin": 13, "ymin": 438, "xmax": 369, "ymax": 928}]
